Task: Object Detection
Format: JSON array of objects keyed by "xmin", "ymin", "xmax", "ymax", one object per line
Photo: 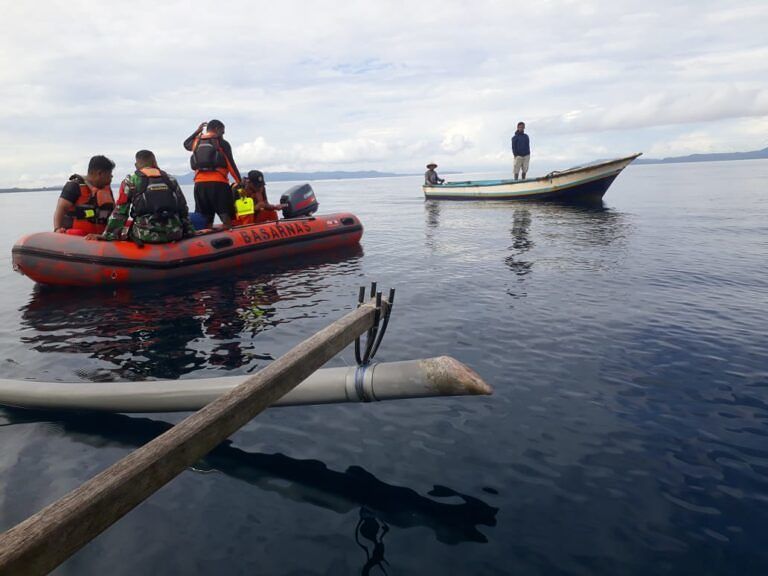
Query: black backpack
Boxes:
[
  {"xmin": 132, "ymin": 171, "xmax": 182, "ymax": 220},
  {"xmin": 190, "ymin": 137, "xmax": 227, "ymax": 171}
]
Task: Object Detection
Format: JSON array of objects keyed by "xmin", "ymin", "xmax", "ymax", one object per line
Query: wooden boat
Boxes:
[
  {"xmin": 422, "ymin": 153, "xmax": 641, "ymax": 201},
  {"xmin": 12, "ymin": 213, "xmax": 363, "ymax": 287}
]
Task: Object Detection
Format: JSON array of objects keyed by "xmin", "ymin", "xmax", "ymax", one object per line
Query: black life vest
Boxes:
[
  {"xmin": 131, "ymin": 169, "xmax": 183, "ymax": 219},
  {"xmin": 190, "ymin": 134, "xmax": 227, "ymax": 171}
]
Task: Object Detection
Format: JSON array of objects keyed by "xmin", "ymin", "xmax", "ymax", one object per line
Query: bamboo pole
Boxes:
[{"xmin": 0, "ymin": 298, "xmax": 381, "ymax": 576}]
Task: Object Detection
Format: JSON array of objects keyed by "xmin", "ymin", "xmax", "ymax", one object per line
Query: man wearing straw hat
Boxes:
[{"xmin": 424, "ymin": 163, "xmax": 445, "ymax": 185}]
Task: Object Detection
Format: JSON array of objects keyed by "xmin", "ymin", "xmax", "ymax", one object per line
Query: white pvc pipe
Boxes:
[{"xmin": 0, "ymin": 357, "xmax": 491, "ymax": 413}]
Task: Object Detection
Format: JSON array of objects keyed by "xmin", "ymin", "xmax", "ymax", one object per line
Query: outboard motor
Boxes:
[{"xmin": 280, "ymin": 183, "xmax": 319, "ymax": 219}]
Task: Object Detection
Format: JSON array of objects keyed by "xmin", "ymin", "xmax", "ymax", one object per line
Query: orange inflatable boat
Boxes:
[{"xmin": 12, "ymin": 213, "xmax": 363, "ymax": 287}]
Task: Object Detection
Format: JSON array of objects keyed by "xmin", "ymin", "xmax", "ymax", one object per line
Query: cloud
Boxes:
[
  {"xmin": 236, "ymin": 137, "xmax": 282, "ymax": 165},
  {"xmin": 648, "ymin": 132, "xmax": 719, "ymax": 157},
  {"xmin": 441, "ymin": 133, "xmax": 473, "ymax": 154},
  {"xmin": 535, "ymin": 87, "xmax": 768, "ymax": 134},
  {"xmin": 1, "ymin": 0, "xmax": 767, "ymax": 186},
  {"xmin": 236, "ymin": 135, "xmax": 436, "ymax": 171}
]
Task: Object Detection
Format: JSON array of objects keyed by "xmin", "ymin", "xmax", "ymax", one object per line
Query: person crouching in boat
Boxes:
[
  {"xmin": 86, "ymin": 150, "xmax": 196, "ymax": 244},
  {"xmin": 424, "ymin": 163, "xmax": 444, "ymax": 185},
  {"xmin": 232, "ymin": 170, "xmax": 287, "ymax": 226},
  {"xmin": 53, "ymin": 155, "xmax": 115, "ymax": 235}
]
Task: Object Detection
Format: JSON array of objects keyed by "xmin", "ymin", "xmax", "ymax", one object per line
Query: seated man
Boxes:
[
  {"xmin": 424, "ymin": 163, "xmax": 444, "ymax": 185},
  {"xmin": 87, "ymin": 150, "xmax": 195, "ymax": 244},
  {"xmin": 233, "ymin": 170, "xmax": 287, "ymax": 226},
  {"xmin": 53, "ymin": 155, "xmax": 115, "ymax": 234}
]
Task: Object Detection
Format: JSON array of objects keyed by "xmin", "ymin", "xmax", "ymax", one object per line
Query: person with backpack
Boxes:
[
  {"xmin": 86, "ymin": 150, "xmax": 195, "ymax": 244},
  {"xmin": 183, "ymin": 119, "xmax": 242, "ymax": 228}
]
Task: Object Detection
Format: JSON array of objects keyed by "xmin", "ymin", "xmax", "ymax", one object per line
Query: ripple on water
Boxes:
[{"xmin": 1, "ymin": 165, "xmax": 768, "ymax": 574}]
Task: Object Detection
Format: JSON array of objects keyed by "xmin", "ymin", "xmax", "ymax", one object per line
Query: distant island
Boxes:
[
  {"xmin": 0, "ymin": 185, "xmax": 60, "ymax": 193},
  {"xmin": 3, "ymin": 149, "xmax": 767, "ymax": 193},
  {"xmin": 174, "ymin": 170, "xmax": 401, "ymax": 185},
  {"xmin": 636, "ymin": 146, "xmax": 768, "ymax": 165},
  {"xmin": 0, "ymin": 170, "xmax": 404, "ymax": 193},
  {"xmin": 0, "ymin": 168, "xmax": 452, "ymax": 193}
]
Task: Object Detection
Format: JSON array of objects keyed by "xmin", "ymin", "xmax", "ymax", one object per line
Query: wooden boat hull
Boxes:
[
  {"xmin": 12, "ymin": 213, "xmax": 363, "ymax": 287},
  {"xmin": 422, "ymin": 153, "xmax": 641, "ymax": 201}
]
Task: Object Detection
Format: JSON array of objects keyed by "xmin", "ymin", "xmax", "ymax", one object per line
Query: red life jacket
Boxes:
[
  {"xmin": 254, "ymin": 209, "xmax": 279, "ymax": 223},
  {"xmin": 68, "ymin": 182, "xmax": 115, "ymax": 235},
  {"xmin": 234, "ymin": 209, "xmax": 279, "ymax": 226}
]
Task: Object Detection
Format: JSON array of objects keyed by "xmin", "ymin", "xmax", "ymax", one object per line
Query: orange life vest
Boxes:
[
  {"xmin": 68, "ymin": 182, "xmax": 115, "ymax": 235},
  {"xmin": 254, "ymin": 209, "xmax": 279, "ymax": 223},
  {"xmin": 191, "ymin": 133, "xmax": 237, "ymax": 184}
]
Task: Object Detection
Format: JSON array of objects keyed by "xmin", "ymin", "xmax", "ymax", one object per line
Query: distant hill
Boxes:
[
  {"xmin": 0, "ymin": 185, "xmax": 59, "ymax": 193},
  {"xmin": 0, "ymin": 170, "xmax": 404, "ymax": 193},
  {"xmin": 8, "ymin": 149, "xmax": 766, "ymax": 193},
  {"xmin": 636, "ymin": 146, "xmax": 768, "ymax": 165},
  {"xmin": 173, "ymin": 170, "xmax": 401, "ymax": 185}
]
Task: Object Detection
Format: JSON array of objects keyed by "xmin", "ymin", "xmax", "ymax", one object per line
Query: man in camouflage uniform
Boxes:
[{"xmin": 87, "ymin": 150, "xmax": 196, "ymax": 244}]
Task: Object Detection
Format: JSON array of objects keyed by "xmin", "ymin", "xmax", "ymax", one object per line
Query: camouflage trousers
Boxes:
[{"xmin": 129, "ymin": 214, "xmax": 187, "ymax": 244}]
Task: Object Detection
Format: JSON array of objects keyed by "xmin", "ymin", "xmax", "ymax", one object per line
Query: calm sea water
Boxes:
[{"xmin": 0, "ymin": 160, "xmax": 767, "ymax": 575}]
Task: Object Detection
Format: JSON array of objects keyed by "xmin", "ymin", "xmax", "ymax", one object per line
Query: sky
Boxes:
[{"xmin": 1, "ymin": 0, "xmax": 767, "ymax": 187}]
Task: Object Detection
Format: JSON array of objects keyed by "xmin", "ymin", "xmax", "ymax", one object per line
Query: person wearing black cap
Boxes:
[
  {"xmin": 233, "ymin": 170, "xmax": 288, "ymax": 225},
  {"xmin": 424, "ymin": 163, "xmax": 444, "ymax": 185}
]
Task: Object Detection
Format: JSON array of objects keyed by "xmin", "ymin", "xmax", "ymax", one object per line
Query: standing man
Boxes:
[
  {"xmin": 183, "ymin": 119, "xmax": 242, "ymax": 228},
  {"xmin": 53, "ymin": 155, "xmax": 115, "ymax": 234},
  {"xmin": 511, "ymin": 122, "xmax": 531, "ymax": 180}
]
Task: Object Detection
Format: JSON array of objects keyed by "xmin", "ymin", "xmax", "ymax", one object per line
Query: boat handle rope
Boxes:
[{"xmin": 354, "ymin": 283, "xmax": 395, "ymax": 367}]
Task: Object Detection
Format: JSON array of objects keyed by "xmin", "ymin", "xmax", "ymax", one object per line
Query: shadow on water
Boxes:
[
  {"xmin": 17, "ymin": 245, "xmax": 364, "ymax": 381},
  {"xmin": 356, "ymin": 507, "xmax": 390, "ymax": 575},
  {"xmin": 0, "ymin": 408, "xmax": 498, "ymax": 547}
]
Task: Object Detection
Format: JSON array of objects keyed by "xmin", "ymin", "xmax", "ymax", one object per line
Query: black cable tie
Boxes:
[
  {"xmin": 363, "ymin": 291, "xmax": 384, "ymax": 364},
  {"xmin": 360, "ymin": 282, "xmax": 378, "ymax": 364},
  {"xmin": 354, "ymin": 285, "xmax": 366, "ymax": 364},
  {"xmin": 369, "ymin": 288, "xmax": 395, "ymax": 360}
]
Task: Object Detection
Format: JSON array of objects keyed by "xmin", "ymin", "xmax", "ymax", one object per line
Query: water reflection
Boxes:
[
  {"xmin": 356, "ymin": 507, "xmax": 389, "ymax": 575},
  {"xmin": 423, "ymin": 201, "xmax": 441, "ymax": 250},
  {"xmin": 424, "ymin": 199, "xmax": 630, "ymax": 275},
  {"xmin": 18, "ymin": 247, "xmax": 363, "ymax": 381},
  {"xmin": 505, "ymin": 209, "xmax": 534, "ymax": 299},
  {"xmin": 536, "ymin": 201, "xmax": 630, "ymax": 249},
  {"xmin": 0, "ymin": 409, "xmax": 498, "ymax": 546},
  {"xmin": 505, "ymin": 209, "xmax": 533, "ymax": 276}
]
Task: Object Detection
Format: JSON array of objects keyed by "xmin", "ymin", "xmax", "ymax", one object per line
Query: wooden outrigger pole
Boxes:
[{"xmin": 0, "ymin": 292, "xmax": 390, "ymax": 575}]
